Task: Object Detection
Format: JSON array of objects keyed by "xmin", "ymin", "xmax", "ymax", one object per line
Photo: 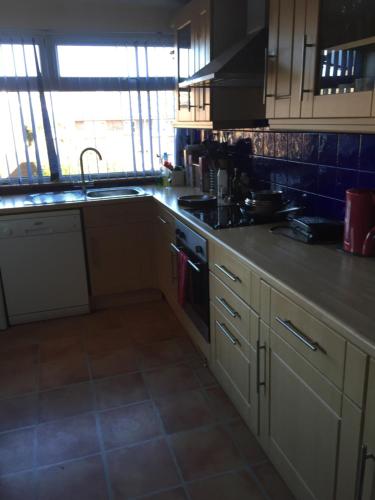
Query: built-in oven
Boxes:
[{"xmin": 171, "ymin": 220, "xmax": 210, "ymax": 343}]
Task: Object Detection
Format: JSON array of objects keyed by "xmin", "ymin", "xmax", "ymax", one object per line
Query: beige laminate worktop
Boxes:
[{"xmin": 0, "ymin": 185, "xmax": 374, "ymax": 356}]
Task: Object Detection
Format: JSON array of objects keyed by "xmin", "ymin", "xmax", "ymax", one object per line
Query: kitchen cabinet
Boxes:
[
  {"xmin": 210, "ymin": 303, "xmax": 259, "ymax": 434},
  {"xmin": 265, "ymin": 326, "xmax": 342, "ymax": 500},
  {"xmin": 357, "ymin": 358, "xmax": 375, "ymax": 500},
  {"xmin": 83, "ymin": 200, "xmax": 156, "ymax": 298},
  {"xmin": 155, "ymin": 205, "xmax": 177, "ymax": 305},
  {"xmin": 174, "ymin": 0, "xmax": 264, "ymax": 129},
  {"xmin": 267, "ymin": 0, "xmax": 375, "ymax": 131}
]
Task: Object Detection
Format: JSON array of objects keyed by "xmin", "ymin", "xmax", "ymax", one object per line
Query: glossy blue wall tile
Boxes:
[
  {"xmin": 318, "ymin": 133, "xmax": 338, "ymax": 166},
  {"xmin": 243, "ymin": 130, "xmax": 375, "ymax": 220}
]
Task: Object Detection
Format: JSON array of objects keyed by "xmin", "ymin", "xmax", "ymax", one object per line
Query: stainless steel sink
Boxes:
[
  {"xmin": 86, "ymin": 187, "xmax": 146, "ymax": 199},
  {"xmin": 26, "ymin": 191, "xmax": 85, "ymax": 205}
]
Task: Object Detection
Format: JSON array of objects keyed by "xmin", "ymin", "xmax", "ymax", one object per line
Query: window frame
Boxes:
[{"xmin": 0, "ymin": 32, "xmax": 176, "ymax": 183}]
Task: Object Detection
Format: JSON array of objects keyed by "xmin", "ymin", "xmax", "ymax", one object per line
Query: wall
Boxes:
[
  {"xmin": 215, "ymin": 130, "xmax": 375, "ymax": 221},
  {"xmin": 0, "ymin": 0, "xmax": 183, "ymax": 33}
]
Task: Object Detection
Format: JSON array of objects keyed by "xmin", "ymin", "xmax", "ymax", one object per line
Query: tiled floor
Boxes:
[{"xmin": 0, "ymin": 300, "xmax": 294, "ymax": 500}]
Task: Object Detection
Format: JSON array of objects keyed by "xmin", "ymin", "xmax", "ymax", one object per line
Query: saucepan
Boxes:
[{"xmin": 242, "ymin": 190, "xmax": 304, "ymax": 217}]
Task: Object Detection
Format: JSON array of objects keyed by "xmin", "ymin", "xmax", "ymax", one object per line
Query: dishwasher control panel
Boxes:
[{"xmin": 0, "ymin": 210, "xmax": 82, "ymax": 238}]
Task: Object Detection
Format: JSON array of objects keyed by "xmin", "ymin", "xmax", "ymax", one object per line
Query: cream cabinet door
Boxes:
[
  {"xmin": 358, "ymin": 358, "xmax": 375, "ymax": 500},
  {"xmin": 266, "ymin": 0, "xmax": 306, "ymax": 119},
  {"xmin": 210, "ymin": 304, "xmax": 258, "ymax": 433},
  {"xmin": 194, "ymin": 0, "xmax": 211, "ymax": 123},
  {"xmin": 267, "ymin": 329, "xmax": 342, "ymax": 500},
  {"xmin": 155, "ymin": 212, "xmax": 177, "ymax": 304}
]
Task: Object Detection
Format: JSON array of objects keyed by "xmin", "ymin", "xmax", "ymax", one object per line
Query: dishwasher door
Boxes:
[{"xmin": 0, "ymin": 210, "xmax": 89, "ymax": 325}]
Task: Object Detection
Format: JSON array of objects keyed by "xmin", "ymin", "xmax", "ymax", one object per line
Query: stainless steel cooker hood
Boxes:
[{"xmin": 178, "ymin": 28, "xmax": 266, "ymax": 89}]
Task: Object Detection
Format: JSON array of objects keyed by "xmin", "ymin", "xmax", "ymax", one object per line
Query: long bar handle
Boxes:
[
  {"xmin": 216, "ymin": 296, "xmax": 240, "ymax": 319},
  {"xmin": 214, "ymin": 264, "xmax": 241, "ymax": 283},
  {"xmin": 158, "ymin": 216, "xmax": 168, "ymax": 225},
  {"xmin": 256, "ymin": 340, "xmax": 266, "ymax": 394},
  {"xmin": 170, "ymin": 243, "xmax": 200, "ymax": 273},
  {"xmin": 276, "ymin": 316, "xmax": 322, "ymax": 353},
  {"xmin": 300, "ymin": 35, "xmax": 315, "ymax": 101},
  {"xmin": 263, "ymin": 49, "xmax": 277, "ymax": 104},
  {"xmin": 356, "ymin": 444, "xmax": 375, "ymax": 500},
  {"xmin": 216, "ymin": 321, "xmax": 238, "ymax": 346}
]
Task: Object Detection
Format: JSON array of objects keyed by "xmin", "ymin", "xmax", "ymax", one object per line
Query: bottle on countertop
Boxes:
[{"xmin": 231, "ymin": 168, "xmax": 242, "ymax": 203}]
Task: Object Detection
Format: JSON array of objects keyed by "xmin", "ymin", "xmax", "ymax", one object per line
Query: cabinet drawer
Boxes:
[
  {"xmin": 212, "ymin": 244, "xmax": 258, "ymax": 309},
  {"xmin": 155, "ymin": 205, "xmax": 176, "ymax": 234},
  {"xmin": 271, "ymin": 289, "xmax": 346, "ymax": 388},
  {"xmin": 210, "ymin": 273, "xmax": 259, "ymax": 348},
  {"xmin": 84, "ymin": 199, "xmax": 153, "ymax": 228},
  {"xmin": 213, "ymin": 305, "xmax": 251, "ymax": 361}
]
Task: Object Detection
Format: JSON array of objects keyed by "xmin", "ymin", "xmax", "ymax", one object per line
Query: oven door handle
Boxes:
[{"xmin": 170, "ymin": 242, "xmax": 201, "ymax": 273}]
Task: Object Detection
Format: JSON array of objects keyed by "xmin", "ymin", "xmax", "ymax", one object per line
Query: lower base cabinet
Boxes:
[
  {"xmin": 265, "ymin": 328, "xmax": 341, "ymax": 500},
  {"xmin": 210, "ymin": 304, "xmax": 258, "ymax": 434},
  {"xmin": 359, "ymin": 359, "xmax": 375, "ymax": 500},
  {"xmin": 155, "ymin": 209, "xmax": 177, "ymax": 305}
]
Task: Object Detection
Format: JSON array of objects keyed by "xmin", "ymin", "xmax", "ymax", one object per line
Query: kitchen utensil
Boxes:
[
  {"xmin": 178, "ymin": 195, "xmax": 217, "ymax": 208},
  {"xmin": 344, "ymin": 189, "xmax": 375, "ymax": 256}
]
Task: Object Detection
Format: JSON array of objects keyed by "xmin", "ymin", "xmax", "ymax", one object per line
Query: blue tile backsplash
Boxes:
[{"xmin": 213, "ymin": 130, "xmax": 375, "ymax": 221}]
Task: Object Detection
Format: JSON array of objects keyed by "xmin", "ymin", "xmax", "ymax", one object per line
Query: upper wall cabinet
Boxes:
[
  {"xmin": 267, "ymin": 0, "xmax": 375, "ymax": 132},
  {"xmin": 174, "ymin": 0, "xmax": 267, "ymax": 129}
]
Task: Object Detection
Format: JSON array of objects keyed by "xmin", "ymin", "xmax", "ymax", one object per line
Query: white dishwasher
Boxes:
[{"xmin": 0, "ymin": 210, "xmax": 89, "ymax": 325}]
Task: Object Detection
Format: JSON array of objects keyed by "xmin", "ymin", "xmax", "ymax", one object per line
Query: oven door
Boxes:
[{"xmin": 173, "ymin": 242, "xmax": 210, "ymax": 343}]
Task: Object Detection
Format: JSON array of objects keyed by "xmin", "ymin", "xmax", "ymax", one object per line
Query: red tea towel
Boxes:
[{"xmin": 178, "ymin": 250, "xmax": 189, "ymax": 306}]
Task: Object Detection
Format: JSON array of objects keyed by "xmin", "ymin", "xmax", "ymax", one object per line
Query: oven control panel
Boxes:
[{"xmin": 175, "ymin": 220, "xmax": 208, "ymax": 263}]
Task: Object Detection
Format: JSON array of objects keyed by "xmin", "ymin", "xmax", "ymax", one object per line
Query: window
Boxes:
[{"xmin": 0, "ymin": 36, "xmax": 176, "ymax": 184}]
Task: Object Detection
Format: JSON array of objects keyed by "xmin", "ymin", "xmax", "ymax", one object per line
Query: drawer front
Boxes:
[
  {"xmin": 210, "ymin": 273, "xmax": 259, "ymax": 347},
  {"xmin": 271, "ymin": 289, "xmax": 346, "ymax": 388},
  {"xmin": 213, "ymin": 305, "xmax": 251, "ymax": 361},
  {"xmin": 155, "ymin": 205, "xmax": 176, "ymax": 234},
  {"xmin": 84, "ymin": 199, "xmax": 153, "ymax": 228},
  {"xmin": 212, "ymin": 245, "xmax": 252, "ymax": 305}
]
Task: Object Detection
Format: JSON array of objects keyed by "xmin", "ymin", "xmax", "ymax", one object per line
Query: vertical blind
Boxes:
[{"xmin": 0, "ymin": 34, "xmax": 176, "ymax": 184}]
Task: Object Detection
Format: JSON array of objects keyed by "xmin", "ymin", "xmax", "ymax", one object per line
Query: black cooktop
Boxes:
[{"xmin": 185, "ymin": 205, "xmax": 281, "ymax": 230}]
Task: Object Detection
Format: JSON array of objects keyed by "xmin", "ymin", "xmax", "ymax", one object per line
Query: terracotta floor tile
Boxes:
[
  {"xmin": 84, "ymin": 329, "xmax": 133, "ymax": 356},
  {"xmin": 140, "ymin": 339, "xmax": 189, "ymax": 370},
  {"xmin": 39, "ymin": 337, "xmax": 83, "ymax": 363},
  {"xmin": 36, "ymin": 414, "xmax": 99, "ymax": 466},
  {"xmin": 0, "ymin": 394, "xmax": 38, "ymax": 432},
  {"xmin": 0, "ymin": 365, "xmax": 38, "ymax": 400},
  {"xmin": 39, "ymin": 353, "xmax": 90, "ymax": 390},
  {"xmin": 205, "ymin": 386, "xmax": 239, "ymax": 421},
  {"xmin": 156, "ymin": 390, "xmax": 214, "ymax": 434},
  {"xmin": 170, "ymin": 426, "xmax": 244, "ymax": 481},
  {"xmin": 0, "ymin": 471, "xmax": 36, "ymax": 500},
  {"xmin": 37, "ymin": 455, "xmax": 108, "ymax": 500},
  {"xmin": 194, "ymin": 367, "xmax": 217, "ymax": 387},
  {"xmin": 187, "ymin": 471, "xmax": 264, "ymax": 500},
  {"xmin": 143, "ymin": 488, "xmax": 188, "ymax": 500},
  {"xmin": 107, "ymin": 438, "xmax": 180, "ymax": 499},
  {"xmin": 225, "ymin": 419, "xmax": 267, "ymax": 465},
  {"xmin": 0, "ymin": 428, "xmax": 35, "ymax": 475},
  {"xmin": 39, "ymin": 382, "xmax": 94, "ymax": 422},
  {"xmin": 0, "ymin": 345, "xmax": 38, "ymax": 372},
  {"xmin": 253, "ymin": 462, "xmax": 295, "ymax": 500},
  {"xmin": 83, "ymin": 309, "xmax": 123, "ymax": 333},
  {"xmin": 143, "ymin": 364, "xmax": 200, "ymax": 398},
  {"xmin": 89, "ymin": 346, "xmax": 141, "ymax": 379},
  {"xmin": 100, "ymin": 401, "xmax": 162, "ymax": 449},
  {"xmin": 94, "ymin": 372, "xmax": 148, "ymax": 410}
]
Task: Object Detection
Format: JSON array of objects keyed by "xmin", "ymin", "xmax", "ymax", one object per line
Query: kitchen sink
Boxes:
[{"xmin": 86, "ymin": 187, "xmax": 146, "ymax": 199}]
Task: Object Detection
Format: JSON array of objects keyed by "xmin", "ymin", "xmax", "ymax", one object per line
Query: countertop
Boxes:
[{"xmin": 0, "ymin": 185, "xmax": 374, "ymax": 356}]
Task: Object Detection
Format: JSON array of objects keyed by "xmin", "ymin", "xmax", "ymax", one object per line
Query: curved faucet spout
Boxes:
[{"xmin": 79, "ymin": 147, "xmax": 102, "ymax": 195}]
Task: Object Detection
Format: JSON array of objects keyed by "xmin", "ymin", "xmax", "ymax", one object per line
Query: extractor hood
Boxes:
[{"xmin": 178, "ymin": 28, "xmax": 267, "ymax": 89}]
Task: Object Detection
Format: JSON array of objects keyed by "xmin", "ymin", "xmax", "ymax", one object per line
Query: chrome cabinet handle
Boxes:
[
  {"xmin": 214, "ymin": 264, "xmax": 241, "ymax": 283},
  {"xmin": 216, "ymin": 321, "xmax": 238, "ymax": 346},
  {"xmin": 170, "ymin": 243, "xmax": 200, "ymax": 273},
  {"xmin": 216, "ymin": 296, "xmax": 240, "ymax": 319},
  {"xmin": 356, "ymin": 445, "xmax": 375, "ymax": 500},
  {"xmin": 300, "ymin": 34, "xmax": 315, "ymax": 101},
  {"xmin": 263, "ymin": 48, "xmax": 277, "ymax": 104},
  {"xmin": 158, "ymin": 216, "xmax": 168, "ymax": 225},
  {"xmin": 256, "ymin": 340, "xmax": 266, "ymax": 394},
  {"xmin": 276, "ymin": 316, "xmax": 323, "ymax": 353}
]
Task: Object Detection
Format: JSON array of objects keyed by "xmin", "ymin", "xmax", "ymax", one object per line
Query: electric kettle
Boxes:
[{"xmin": 344, "ymin": 189, "xmax": 375, "ymax": 256}]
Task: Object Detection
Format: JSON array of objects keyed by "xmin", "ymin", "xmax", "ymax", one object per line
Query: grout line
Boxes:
[
  {"xmin": 84, "ymin": 348, "xmax": 114, "ymax": 500},
  {"xmin": 143, "ymin": 375, "xmax": 193, "ymax": 500}
]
